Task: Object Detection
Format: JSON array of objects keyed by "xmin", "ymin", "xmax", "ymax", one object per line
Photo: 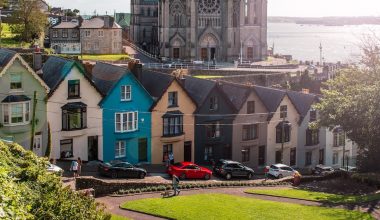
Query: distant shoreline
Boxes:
[{"xmin": 268, "ymin": 16, "xmax": 380, "ymax": 26}]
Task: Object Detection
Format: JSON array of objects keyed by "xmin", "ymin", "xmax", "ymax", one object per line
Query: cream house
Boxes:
[{"xmin": 42, "ymin": 56, "xmax": 103, "ymax": 161}]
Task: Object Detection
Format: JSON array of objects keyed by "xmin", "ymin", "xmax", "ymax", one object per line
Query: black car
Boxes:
[
  {"xmin": 98, "ymin": 162, "xmax": 147, "ymax": 179},
  {"xmin": 213, "ymin": 159, "xmax": 254, "ymax": 180}
]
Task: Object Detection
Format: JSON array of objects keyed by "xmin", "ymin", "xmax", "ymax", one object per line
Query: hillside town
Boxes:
[{"xmin": 0, "ymin": 0, "xmax": 379, "ymax": 220}]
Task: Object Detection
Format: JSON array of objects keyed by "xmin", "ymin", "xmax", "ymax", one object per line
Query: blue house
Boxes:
[{"xmin": 91, "ymin": 62, "xmax": 153, "ymax": 164}]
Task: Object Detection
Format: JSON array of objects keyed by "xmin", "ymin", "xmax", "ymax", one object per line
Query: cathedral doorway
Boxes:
[{"xmin": 199, "ymin": 33, "xmax": 218, "ymax": 61}]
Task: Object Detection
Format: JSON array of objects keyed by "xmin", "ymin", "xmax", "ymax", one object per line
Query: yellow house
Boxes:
[{"xmin": 138, "ymin": 70, "xmax": 197, "ymax": 165}]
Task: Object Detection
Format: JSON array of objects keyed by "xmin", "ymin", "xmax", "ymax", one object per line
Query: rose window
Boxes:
[{"xmin": 198, "ymin": 0, "xmax": 221, "ymax": 15}]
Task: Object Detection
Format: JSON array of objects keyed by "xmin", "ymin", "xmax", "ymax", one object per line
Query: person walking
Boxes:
[
  {"xmin": 77, "ymin": 157, "xmax": 82, "ymax": 176},
  {"xmin": 70, "ymin": 160, "xmax": 79, "ymax": 178},
  {"xmin": 169, "ymin": 152, "xmax": 174, "ymax": 165},
  {"xmin": 172, "ymin": 175, "xmax": 180, "ymax": 196},
  {"xmin": 264, "ymin": 166, "xmax": 270, "ymax": 181}
]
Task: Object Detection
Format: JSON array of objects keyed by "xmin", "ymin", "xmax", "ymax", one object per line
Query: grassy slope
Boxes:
[
  {"xmin": 81, "ymin": 54, "xmax": 130, "ymax": 61},
  {"xmin": 110, "ymin": 214, "xmax": 131, "ymax": 220},
  {"xmin": 246, "ymin": 189, "xmax": 380, "ymax": 204},
  {"xmin": 1, "ymin": 23, "xmax": 30, "ymax": 48},
  {"xmin": 121, "ymin": 193, "xmax": 373, "ymax": 220}
]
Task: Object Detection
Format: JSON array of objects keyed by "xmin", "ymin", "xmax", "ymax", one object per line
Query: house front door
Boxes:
[
  {"xmin": 184, "ymin": 141, "xmax": 192, "ymax": 162},
  {"xmin": 33, "ymin": 134, "xmax": 43, "ymax": 157},
  {"xmin": 138, "ymin": 138, "xmax": 148, "ymax": 162},
  {"xmin": 88, "ymin": 136, "xmax": 98, "ymax": 161}
]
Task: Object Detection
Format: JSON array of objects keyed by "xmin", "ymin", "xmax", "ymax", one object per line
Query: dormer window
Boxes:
[
  {"xmin": 168, "ymin": 91, "xmax": 178, "ymax": 107},
  {"xmin": 280, "ymin": 105, "xmax": 287, "ymax": 118},
  {"xmin": 10, "ymin": 74, "xmax": 22, "ymax": 90},
  {"xmin": 310, "ymin": 109, "xmax": 317, "ymax": 122},
  {"xmin": 247, "ymin": 101, "xmax": 255, "ymax": 114},
  {"xmin": 121, "ymin": 85, "xmax": 132, "ymax": 101},
  {"xmin": 68, "ymin": 80, "xmax": 80, "ymax": 99},
  {"xmin": 209, "ymin": 96, "xmax": 218, "ymax": 111}
]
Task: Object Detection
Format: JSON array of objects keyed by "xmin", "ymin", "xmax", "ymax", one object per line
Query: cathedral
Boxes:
[{"xmin": 130, "ymin": 0, "xmax": 267, "ymax": 62}]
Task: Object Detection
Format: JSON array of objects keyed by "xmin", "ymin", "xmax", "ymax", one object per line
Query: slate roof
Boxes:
[
  {"xmin": 0, "ymin": 48, "xmax": 16, "ymax": 69},
  {"xmin": 91, "ymin": 62, "xmax": 128, "ymax": 96},
  {"xmin": 219, "ymin": 82, "xmax": 251, "ymax": 111},
  {"xmin": 52, "ymin": 21, "xmax": 79, "ymax": 29},
  {"xmin": 253, "ymin": 85, "xmax": 287, "ymax": 113},
  {"xmin": 2, "ymin": 95, "xmax": 31, "ymax": 103},
  {"xmin": 41, "ymin": 56, "xmax": 75, "ymax": 90},
  {"xmin": 181, "ymin": 76, "xmax": 216, "ymax": 107},
  {"xmin": 138, "ymin": 70, "xmax": 175, "ymax": 100},
  {"xmin": 287, "ymin": 90, "xmax": 318, "ymax": 120},
  {"xmin": 81, "ymin": 17, "xmax": 121, "ymax": 29}
]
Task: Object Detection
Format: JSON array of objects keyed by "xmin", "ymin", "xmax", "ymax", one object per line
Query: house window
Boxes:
[
  {"xmin": 2, "ymin": 102, "xmax": 30, "ymax": 125},
  {"xmin": 258, "ymin": 145, "xmax": 265, "ymax": 166},
  {"xmin": 163, "ymin": 115, "xmax": 183, "ymax": 136},
  {"xmin": 247, "ymin": 101, "xmax": 255, "ymax": 114},
  {"xmin": 168, "ymin": 91, "xmax": 178, "ymax": 107},
  {"xmin": 275, "ymin": 150, "xmax": 282, "ymax": 163},
  {"xmin": 290, "ymin": 148, "xmax": 296, "ymax": 166},
  {"xmin": 333, "ymin": 131, "xmax": 345, "ymax": 147},
  {"xmin": 306, "ymin": 128, "xmax": 319, "ymax": 146},
  {"xmin": 309, "ymin": 109, "xmax": 317, "ymax": 122},
  {"xmin": 333, "ymin": 152, "xmax": 339, "ymax": 164},
  {"xmin": 163, "ymin": 144, "xmax": 173, "ymax": 162},
  {"xmin": 53, "ymin": 30, "xmax": 58, "ymax": 38},
  {"xmin": 85, "ymin": 30, "xmax": 91, "ymax": 37},
  {"xmin": 98, "ymin": 30, "xmax": 104, "ymax": 37},
  {"xmin": 62, "ymin": 105, "xmax": 87, "ymax": 131},
  {"xmin": 60, "ymin": 139, "xmax": 73, "ymax": 158},
  {"xmin": 305, "ymin": 152, "xmax": 312, "ymax": 166},
  {"xmin": 10, "ymin": 74, "xmax": 22, "ymax": 90},
  {"xmin": 94, "ymin": 42, "xmax": 99, "ymax": 50},
  {"xmin": 115, "ymin": 112, "xmax": 138, "ymax": 132},
  {"xmin": 242, "ymin": 124, "xmax": 258, "ymax": 141},
  {"xmin": 121, "ymin": 85, "xmax": 132, "ymax": 101},
  {"xmin": 242, "ymin": 147, "xmax": 250, "ymax": 162},
  {"xmin": 115, "ymin": 141, "xmax": 126, "ymax": 158},
  {"xmin": 206, "ymin": 121, "xmax": 220, "ymax": 138},
  {"xmin": 276, "ymin": 122, "xmax": 291, "ymax": 143},
  {"xmin": 204, "ymin": 146, "xmax": 213, "ymax": 161},
  {"xmin": 68, "ymin": 80, "xmax": 80, "ymax": 99},
  {"xmin": 62, "ymin": 29, "xmax": 68, "ymax": 38},
  {"xmin": 319, "ymin": 149, "xmax": 324, "ymax": 164},
  {"xmin": 72, "ymin": 31, "xmax": 78, "ymax": 38},
  {"xmin": 280, "ymin": 105, "xmax": 287, "ymax": 118},
  {"xmin": 209, "ymin": 96, "xmax": 218, "ymax": 111}
]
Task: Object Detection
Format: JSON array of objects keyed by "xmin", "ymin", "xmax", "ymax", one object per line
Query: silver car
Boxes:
[{"xmin": 268, "ymin": 164, "xmax": 296, "ymax": 179}]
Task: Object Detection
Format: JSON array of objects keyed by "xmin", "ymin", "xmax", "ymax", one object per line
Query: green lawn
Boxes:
[
  {"xmin": 121, "ymin": 194, "xmax": 372, "ymax": 220},
  {"xmin": 0, "ymin": 23, "xmax": 31, "ymax": 48},
  {"xmin": 81, "ymin": 54, "xmax": 130, "ymax": 61},
  {"xmin": 246, "ymin": 189, "xmax": 380, "ymax": 204},
  {"xmin": 110, "ymin": 214, "xmax": 131, "ymax": 220},
  {"xmin": 194, "ymin": 75, "xmax": 223, "ymax": 79}
]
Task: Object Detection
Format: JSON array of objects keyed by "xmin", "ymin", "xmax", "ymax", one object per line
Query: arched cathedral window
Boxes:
[
  {"xmin": 198, "ymin": 0, "xmax": 221, "ymax": 27},
  {"xmin": 170, "ymin": 0, "xmax": 185, "ymax": 27}
]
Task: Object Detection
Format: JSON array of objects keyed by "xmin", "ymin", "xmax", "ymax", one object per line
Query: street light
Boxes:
[{"xmin": 280, "ymin": 117, "xmax": 292, "ymax": 164}]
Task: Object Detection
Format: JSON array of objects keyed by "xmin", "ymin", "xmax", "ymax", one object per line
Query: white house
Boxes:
[{"xmin": 42, "ymin": 56, "xmax": 103, "ymax": 161}]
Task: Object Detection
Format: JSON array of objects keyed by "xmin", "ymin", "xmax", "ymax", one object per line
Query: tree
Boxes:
[
  {"xmin": 10, "ymin": 0, "xmax": 47, "ymax": 42},
  {"xmin": 314, "ymin": 36, "xmax": 380, "ymax": 172}
]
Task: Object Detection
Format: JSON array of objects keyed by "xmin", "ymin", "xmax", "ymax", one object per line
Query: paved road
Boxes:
[{"xmin": 124, "ymin": 46, "xmax": 158, "ymax": 64}]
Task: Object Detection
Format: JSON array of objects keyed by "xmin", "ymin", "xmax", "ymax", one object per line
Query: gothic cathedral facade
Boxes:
[{"xmin": 131, "ymin": 0, "xmax": 267, "ymax": 62}]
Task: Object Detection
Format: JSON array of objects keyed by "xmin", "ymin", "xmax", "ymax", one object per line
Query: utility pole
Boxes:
[{"xmin": 30, "ymin": 91, "xmax": 37, "ymax": 151}]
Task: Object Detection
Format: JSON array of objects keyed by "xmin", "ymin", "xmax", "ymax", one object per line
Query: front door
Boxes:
[
  {"xmin": 201, "ymin": 48, "xmax": 208, "ymax": 60},
  {"xmin": 33, "ymin": 134, "xmax": 43, "ymax": 156},
  {"xmin": 184, "ymin": 141, "xmax": 192, "ymax": 162},
  {"xmin": 138, "ymin": 138, "xmax": 148, "ymax": 162},
  {"xmin": 210, "ymin": 48, "xmax": 216, "ymax": 60},
  {"xmin": 88, "ymin": 136, "xmax": 98, "ymax": 161}
]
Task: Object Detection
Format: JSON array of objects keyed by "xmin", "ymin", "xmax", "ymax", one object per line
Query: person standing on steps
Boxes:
[{"xmin": 169, "ymin": 152, "xmax": 174, "ymax": 165}]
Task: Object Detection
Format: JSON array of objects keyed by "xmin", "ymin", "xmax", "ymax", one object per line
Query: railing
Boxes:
[
  {"xmin": 144, "ymin": 62, "xmax": 233, "ymax": 70},
  {"xmin": 126, "ymin": 40, "xmax": 161, "ymax": 63}
]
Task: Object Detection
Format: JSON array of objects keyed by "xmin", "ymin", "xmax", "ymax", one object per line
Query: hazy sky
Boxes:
[{"xmin": 45, "ymin": 0, "xmax": 380, "ymax": 17}]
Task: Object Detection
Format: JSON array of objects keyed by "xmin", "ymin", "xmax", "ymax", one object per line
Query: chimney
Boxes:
[
  {"xmin": 83, "ymin": 62, "xmax": 95, "ymax": 76},
  {"xmin": 129, "ymin": 60, "xmax": 142, "ymax": 81},
  {"xmin": 33, "ymin": 47, "xmax": 43, "ymax": 71},
  {"xmin": 103, "ymin": 16, "xmax": 112, "ymax": 28}
]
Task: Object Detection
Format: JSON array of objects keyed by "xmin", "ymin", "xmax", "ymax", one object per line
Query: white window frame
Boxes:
[
  {"xmin": 98, "ymin": 30, "xmax": 104, "ymax": 37},
  {"xmin": 10, "ymin": 73, "xmax": 22, "ymax": 91},
  {"xmin": 115, "ymin": 112, "xmax": 138, "ymax": 132},
  {"xmin": 121, "ymin": 85, "xmax": 132, "ymax": 101},
  {"xmin": 2, "ymin": 101, "xmax": 30, "ymax": 126},
  {"xmin": 115, "ymin": 140, "xmax": 126, "ymax": 158},
  {"xmin": 85, "ymin": 30, "xmax": 91, "ymax": 37},
  {"xmin": 53, "ymin": 30, "xmax": 58, "ymax": 38}
]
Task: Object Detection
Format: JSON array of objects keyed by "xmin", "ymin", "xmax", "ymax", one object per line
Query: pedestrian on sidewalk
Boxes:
[
  {"xmin": 70, "ymin": 160, "xmax": 79, "ymax": 178},
  {"xmin": 264, "ymin": 166, "xmax": 270, "ymax": 181},
  {"xmin": 169, "ymin": 152, "xmax": 174, "ymax": 165},
  {"xmin": 77, "ymin": 157, "xmax": 82, "ymax": 176},
  {"xmin": 172, "ymin": 175, "xmax": 180, "ymax": 196}
]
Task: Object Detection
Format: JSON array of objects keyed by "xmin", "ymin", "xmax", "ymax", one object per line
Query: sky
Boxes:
[{"xmin": 45, "ymin": 0, "xmax": 380, "ymax": 17}]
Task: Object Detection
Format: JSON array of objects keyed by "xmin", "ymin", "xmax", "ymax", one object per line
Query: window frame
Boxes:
[
  {"xmin": 163, "ymin": 115, "xmax": 183, "ymax": 137},
  {"xmin": 168, "ymin": 91, "xmax": 178, "ymax": 107},
  {"xmin": 309, "ymin": 109, "xmax": 317, "ymax": 122},
  {"xmin": 280, "ymin": 105, "xmax": 288, "ymax": 118},
  {"xmin": 163, "ymin": 144, "xmax": 173, "ymax": 162},
  {"xmin": 206, "ymin": 121, "xmax": 220, "ymax": 139},
  {"xmin": 60, "ymin": 139, "xmax": 73, "ymax": 159},
  {"xmin": 209, "ymin": 96, "xmax": 218, "ymax": 111},
  {"xmin": 247, "ymin": 101, "xmax": 255, "ymax": 114},
  {"xmin": 10, "ymin": 73, "xmax": 22, "ymax": 90},
  {"xmin": 121, "ymin": 85, "xmax": 132, "ymax": 101},
  {"xmin": 2, "ymin": 101, "xmax": 30, "ymax": 126},
  {"xmin": 204, "ymin": 146, "xmax": 213, "ymax": 161},
  {"xmin": 306, "ymin": 128, "xmax": 319, "ymax": 146},
  {"xmin": 276, "ymin": 122, "xmax": 291, "ymax": 143},
  {"xmin": 62, "ymin": 29, "xmax": 68, "ymax": 38},
  {"xmin": 62, "ymin": 106, "xmax": 87, "ymax": 131},
  {"xmin": 98, "ymin": 30, "xmax": 104, "ymax": 37},
  {"xmin": 67, "ymin": 79, "xmax": 80, "ymax": 99},
  {"xmin": 115, "ymin": 140, "xmax": 126, "ymax": 159},
  {"xmin": 242, "ymin": 147, "xmax": 250, "ymax": 162},
  {"xmin": 52, "ymin": 30, "xmax": 58, "ymax": 38},
  {"xmin": 115, "ymin": 112, "xmax": 138, "ymax": 133},
  {"xmin": 242, "ymin": 124, "xmax": 258, "ymax": 141}
]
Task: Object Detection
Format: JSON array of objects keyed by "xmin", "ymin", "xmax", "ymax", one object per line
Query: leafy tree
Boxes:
[
  {"xmin": 314, "ymin": 37, "xmax": 380, "ymax": 172},
  {"xmin": 0, "ymin": 141, "xmax": 111, "ymax": 219},
  {"xmin": 10, "ymin": 0, "xmax": 47, "ymax": 41}
]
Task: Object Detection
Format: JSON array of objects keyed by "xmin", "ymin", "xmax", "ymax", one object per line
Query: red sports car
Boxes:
[{"xmin": 167, "ymin": 162, "xmax": 212, "ymax": 180}]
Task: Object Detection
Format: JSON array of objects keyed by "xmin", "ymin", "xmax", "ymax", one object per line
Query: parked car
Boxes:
[
  {"xmin": 339, "ymin": 166, "xmax": 357, "ymax": 172},
  {"xmin": 98, "ymin": 162, "xmax": 147, "ymax": 179},
  {"xmin": 312, "ymin": 165, "xmax": 334, "ymax": 175},
  {"xmin": 213, "ymin": 159, "xmax": 254, "ymax": 180},
  {"xmin": 167, "ymin": 162, "xmax": 212, "ymax": 180},
  {"xmin": 268, "ymin": 164, "xmax": 296, "ymax": 179},
  {"xmin": 47, "ymin": 163, "xmax": 63, "ymax": 175}
]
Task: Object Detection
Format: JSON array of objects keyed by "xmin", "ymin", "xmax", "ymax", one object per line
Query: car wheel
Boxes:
[
  {"xmin": 204, "ymin": 174, "xmax": 211, "ymax": 180},
  {"xmin": 247, "ymin": 173, "xmax": 253, "ymax": 180},
  {"xmin": 139, "ymin": 172, "xmax": 146, "ymax": 179},
  {"xmin": 180, "ymin": 173, "xmax": 186, "ymax": 180},
  {"xmin": 278, "ymin": 174, "xmax": 283, "ymax": 179},
  {"xmin": 111, "ymin": 171, "xmax": 118, "ymax": 179},
  {"xmin": 225, "ymin": 173, "xmax": 232, "ymax": 180}
]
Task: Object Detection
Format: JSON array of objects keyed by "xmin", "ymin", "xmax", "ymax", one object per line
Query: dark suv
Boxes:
[{"xmin": 213, "ymin": 159, "xmax": 254, "ymax": 180}]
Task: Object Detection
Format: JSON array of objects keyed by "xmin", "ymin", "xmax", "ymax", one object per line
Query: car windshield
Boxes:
[
  {"xmin": 173, "ymin": 162, "xmax": 183, "ymax": 168},
  {"xmin": 270, "ymin": 165, "xmax": 278, "ymax": 169}
]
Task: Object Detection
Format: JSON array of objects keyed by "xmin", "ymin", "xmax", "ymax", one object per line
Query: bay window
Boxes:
[
  {"xmin": 163, "ymin": 112, "xmax": 183, "ymax": 136},
  {"xmin": 2, "ymin": 102, "xmax": 30, "ymax": 125},
  {"xmin": 115, "ymin": 112, "xmax": 138, "ymax": 132},
  {"xmin": 62, "ymin": 102, "xmax": 87, "ymax": 131}
]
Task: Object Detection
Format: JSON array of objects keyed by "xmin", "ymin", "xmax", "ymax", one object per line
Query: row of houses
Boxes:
[
  {"xmin": 49, "ymin": 15, "xmax": 123, "ymax": 55},
  {"xmin": 0, "ymin": 48, "xmax": 356, "ymax": 171}
]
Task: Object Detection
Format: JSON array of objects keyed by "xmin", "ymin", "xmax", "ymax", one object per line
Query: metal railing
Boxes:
[
  {"xmin": 144, "ymin": 62, "xmax": 233, "ymax": 70},
  {"xmin": 126, "ymin": 40, "xmax": 161, "ymax": 63}
]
